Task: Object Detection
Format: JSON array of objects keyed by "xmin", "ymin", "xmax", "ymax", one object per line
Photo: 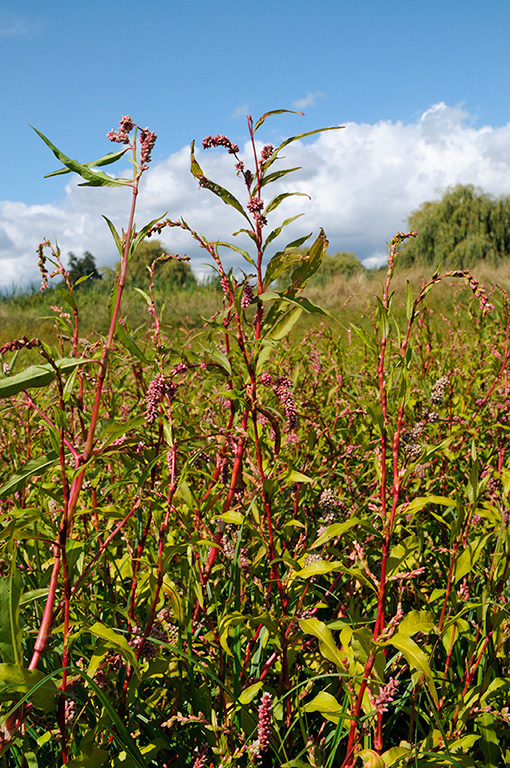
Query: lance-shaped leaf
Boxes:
[
  {"xmin": 190, "ymin": 141, "xmax": 252, "ymax": 224},
  {"xmin": 0, "ymin": 560, "xmax": 22, "ymax": 665},
  {"xmin": 31, "ymin": 126, "xmax": 131, "ymax": 187},
  {"xmin": 303, "ymin": 691, "xmax": 350, "ymax": 724},
  {"xmin": 0, "ymin": 358, "xmax": 91, "ymax": 399},
  {"xmin": 260, "ymin": 166, "xmax": 302, "ymax": 188},
  {"xmin": 286, "ymin": 229, "xmax": 328, "ymax": 294},
  {"xmin": 263, "ymin": 215, "xmax": 304, "ymax": 253},
  {"xmin": 0, "ymin": 451, "xmax": 59, "ymax": 499},
  {"xmin": 276, "ymin": 125, "xmax": 344, "ymax": 154},
  {"xmin": 382, "ymin": 632, "xmax": 438, "ymax": 705},
  {"xmin": 88, "ymin": 622, "xmax": 140, "ymax": 677},
  {"xmin": 299, "ymin": 618, "xmax": 344, "ymax": 668},
  {"xmin": 216, "ymin": 241, "xmax": 256, "ymax": 266},
  {"xmin": 44, "ymin": 147, "xmax": 128, "ymax": 178},
  {"xmin": 265, "ymin": 191, "xmax": 310, "ymax": 214},
  {"xmin": 253, "ymin": 109, "xmax": 305, "ymax": 132}
]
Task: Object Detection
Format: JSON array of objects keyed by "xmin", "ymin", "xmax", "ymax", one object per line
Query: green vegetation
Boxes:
[
  {"xmin": 400, "ymin": 183, "xmax": 510, "ymax": 269},
  {"xmin": 0, "ymin": 113, "xmax": 509, "ymax": 768}
]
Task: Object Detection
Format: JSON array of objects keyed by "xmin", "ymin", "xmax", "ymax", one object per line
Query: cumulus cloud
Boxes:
[
  {"xmin": 293, "ymin": 92, "xmax": 325, "ymax": 110},
  {"xmin": 3, "ymin": 102, "xmax": 510, "ymax": 289}
]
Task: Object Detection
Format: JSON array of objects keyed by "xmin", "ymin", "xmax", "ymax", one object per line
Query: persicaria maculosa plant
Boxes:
[{"xmin": 0, "ymin": 110, "xmax": 508, "ymax": 768}]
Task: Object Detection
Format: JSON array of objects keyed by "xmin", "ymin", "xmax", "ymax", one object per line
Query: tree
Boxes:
[
  {"xmin": 116, "ymin": 239, "xmax": 196, "ymax": 288},
  {"xmin": 67, "ymin": 251, "xmax": 102, "ymax": 286},
  {"xmin": 276, "ymin": 249, "xmax": 364, "ymax": 288},
  {"xmin": 400, "ymin": 184, "xmax": 510, "ymax": 269}
]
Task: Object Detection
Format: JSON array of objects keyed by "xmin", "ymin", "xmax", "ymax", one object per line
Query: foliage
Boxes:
[
  {"xmin": 276, "ymin": 249, "xmax": 365, "ymax": 287},
  {"xmin": 116, "ymin": 238, "xmax": 197, "ymax": 289},
  {"xmin": 0, "ymin": 114, "xmax": 508, "ymax": 768},
  {"xmin": 400, "ymin": 183, "xmax": 510, "ymax": 268},
  {"xmin": 67, "ymin": 251, "xmax": 102, "ymax": 286}
]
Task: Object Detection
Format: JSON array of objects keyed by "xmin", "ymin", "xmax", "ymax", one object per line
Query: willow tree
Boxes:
[{"xmin": 400, "ymin": 184, "xmax": 510, "ymax": 268}]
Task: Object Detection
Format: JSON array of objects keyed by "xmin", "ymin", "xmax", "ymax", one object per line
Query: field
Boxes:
[{"xmin": 0, "ymin": 114, "xmax": 509, "ymax": 767}]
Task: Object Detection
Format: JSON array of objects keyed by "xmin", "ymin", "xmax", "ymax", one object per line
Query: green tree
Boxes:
[
  {"xmin": 276, "ymin": 249, "xmax": 364, "ymax": 288},
  {"xmin": 400, "ymin": 184, "xmax": 510, "ymax": 269},
  {"xmin": 67, "ymin": 251, "xmax": 102, "ymax": 286},
  {"xmin": 117, "ymin": 239, "xmax": 196, "ymax": 288}
]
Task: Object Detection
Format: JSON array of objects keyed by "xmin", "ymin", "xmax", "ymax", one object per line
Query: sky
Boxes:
[{"xmin": 3, "ymin": 0, "xmax": 510, "ymax": 288}]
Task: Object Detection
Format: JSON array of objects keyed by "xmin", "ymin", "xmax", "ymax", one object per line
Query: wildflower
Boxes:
[
  {"xmin": 373, "ymin": 677, "xmax": 399, "ymax": 713},
  {"xmin": 139, "ymin": 127, "xmax": 157, "ymax": 170},
  {"xmin": 107, "ymin": 115, "xmax": 134, "ymax": 144},
  {"xmin": 241, "ymin": 283, "xmax": 254, "ymax": 308},
  {"xmin": 145, "ymin": 373, "xmax": 176, "ymax": 424},
  {"xmin": 201, "ymin": 134, "xmax": 239, "ymax": 154},
  {"xmin": 273, "ymin": 376, "xmax": 298, "ymax": 430},
  {"xmin": 430, "ymin": 375, "xmax": 448, "ymax": 405},
  {"xmin": 260, "ymin": 144, "xmax": 274, "ymax": 162},
  {"xmin": 258, "ymin": 692, "xmax": 272, "ymax": 753}
]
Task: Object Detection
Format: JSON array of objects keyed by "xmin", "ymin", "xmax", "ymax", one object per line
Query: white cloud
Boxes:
[
  {"xmin": 3, "ymin": 102, "xmax": 510, "ymax": 290},
  {"xmin": 293, "ymin": 92, "xmax": 325, "ymax": 110}
]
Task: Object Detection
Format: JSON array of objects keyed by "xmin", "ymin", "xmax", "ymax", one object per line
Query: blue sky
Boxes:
[{"xmin": 3, "ymin": 0, "xmax": 510, "ymax": 287}]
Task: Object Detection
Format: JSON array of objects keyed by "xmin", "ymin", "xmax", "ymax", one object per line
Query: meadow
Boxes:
[{"xmin": 0, "ymin": 112, "xmax": 509, "ymax": 768}]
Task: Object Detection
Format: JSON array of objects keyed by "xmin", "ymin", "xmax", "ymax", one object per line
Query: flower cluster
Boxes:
[
  {"xmin": 373, "ymin": 677, "xmax": 399, "ymax": 713},
  {"xmin": 430, "ymin": 375, "xmax": 448, "ymax": 406},
  {"xmin": 273, "ymin": 376, "xmax": 298, "ymax": 430},
  {"xmin": 451, "ymin": 270, "xmax": 495, "ymax": 316},
  {"xmin": 260, "ymin": 144, "xmax": 274, "ymax": 163},
  {"xmin": 139, "ymin": 127, "xmax": 157, "ymax": 170},
  {"xmin": 0, "ymin": 335, "xmax": 39, "ymax": 356},
  {"xmin": 257, "ymin": 692, "xmax": 272, "ymax": 753},
  {"xmin": 247, "ymin": 196, "xmax": 267, "ymax": 227},
  {"xmin": 201, "ymin": 134, "xmax": 239, "ymax": 154},
  {"xmin": 241, "ymin": 283, "xmax": 254, "ymax": 308},
  {"xmin": 106, "ymin": 115, "xmax": 135, "ymax": 144},
  {"xmin": 145, "ymin": 373, "xmax": 177, "ymax": 423}
]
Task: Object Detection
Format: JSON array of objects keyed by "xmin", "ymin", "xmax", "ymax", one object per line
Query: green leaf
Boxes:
[
  {"xmin": 103, "ymin": 215, "xmax": 124, "ymax": 256},
  {"xmin": 295, "ymin": 560, "xmax": 343, "ymax": 579},
  {"xmin": 299, "ymin": 618, "xmax": 344, "ymax": 668},
  {"xmin": 129, "ymin": 213, "xmax": 169, "ymax": 256},
  {"xmin": 406, "ymin": 280, "xmax": 414, "ymax": 321},
  {"xmin": 31, "ymin": 126, "xmax": 131, "ymax": 187},
  {"xmin": 0, "ymin": 451, "xmax": 59, "ymax": 499},
  {"xmin": 253, "ymin": 109, "xmax": 305, "ymax": 132},
  {"xmin": 190, "ymin": 141, "xmax": 251, "ymax": 223},
  {"xmin": 0, "ymin": 664, "xmax": 58, "ymax": 712},
  {"xmin": 264, "ymin": 248, "xmax": 308, "ymax": 286},
  {"xmin": 266, "ymin": 305, "xmax": 303, "ymax": 341},
  {"xmin": 0, "ymin": 563, "xmax": 22, "ymax": 665},
  {"xmin": 263, "ymin": 214, "xmax": 304, "ymax": 253},
  {"xmin": 265, "ymin": 192, "xmax": 310, "ymax": 214},
  {"xmin": 276, "ymin": 125, "xmax": 344, "ymax": 153},
  {"xmin": 303, "ymin": 691, "xmax": 349, "ymax": 724},
  {"xmin": 45, "ymin": 147, "xmax": 128, "ymax": 177},
  {"xmin": 65, "ymin": 747, "xmax": 110, "ymax": 767},
  {"xmin": 286, "ymin": 229, "xmax": 328, "ymax": 292},
  {"xmin": 312, "ymin": 518, "xmax": 360, "ymax": 549},
  {"xmin": 0, "ymin": 358, "xmax": 90, "ymax": 399},
  {"xmin": 398, "ymin": 610, "xmax": 435, "ymax": 636},
  {"xmin": 238, "ymin": 681, "xmax": 263, "ymax": 705},
  {"xmin": 454, "ymin": 535, "xmax": 490, "ymax": 582},
  {"xmin": 114, "ymin": 322, "xmax": 149, "ymax": 364},
  {"xmin": 216, "ymin": 240, "xmax": 256, "ymax": 266},
  {"xmin": 383, "ymin": 632, "xmax": 438, "ymax": 705},
  {"xmin": 260, "ymin": 167, "xmax": 302, "ymax": 188},
  {"xmin": 88, "ymin": 622, "xmax": 140, "ymax": 677}
]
